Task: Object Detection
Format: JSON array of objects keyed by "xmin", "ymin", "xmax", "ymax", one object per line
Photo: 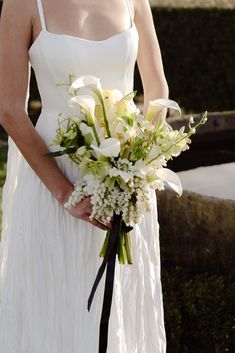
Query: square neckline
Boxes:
[
  {"xmin": 28, "ymin": 21, "xmax": 138, "ymax": 54},
  {"xmin": 43, "ymin": 20, "xmax": 136, "ymax": 43},
  {"xmin": 29, "ymin": 0, "xmax": 136, "ymax": 52}
]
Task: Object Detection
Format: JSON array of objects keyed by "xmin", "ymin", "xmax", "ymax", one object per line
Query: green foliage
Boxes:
[
  {"xmin": 0, "ymin": 146, "xmax": 7, "ymax": 188},
  {"xmin": 134, "ymin": 7, "xmax": 235, "ymax": 112},
  {"xmin": 162, "ymin": 268, "xmax": 235, "ymax": 353}
]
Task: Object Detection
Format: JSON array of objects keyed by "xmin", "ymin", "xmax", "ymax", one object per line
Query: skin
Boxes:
[{"xmin": 0, "ymin": 0, "xmax": 169, "ymax": 230}]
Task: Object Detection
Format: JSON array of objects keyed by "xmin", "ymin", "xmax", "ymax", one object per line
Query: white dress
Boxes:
[{"xmin": 0, "ymin": 0, "xmax": 166, "ymax": 352}]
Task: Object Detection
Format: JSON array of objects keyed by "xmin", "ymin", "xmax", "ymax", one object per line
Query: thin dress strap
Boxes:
[
  {"xmin": 36, "ymin": 0, "xmax": 47, "ymax": 31},
  {"xmin": 125, "ymin": 0, "xmax": 134, "ymax": 27}
]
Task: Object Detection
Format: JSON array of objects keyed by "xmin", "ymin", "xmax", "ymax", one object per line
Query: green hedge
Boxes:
[
  {"xmin": 162, "ymin": 269, "xmax": 235, "ymax": 353},
  {"xmin": 134, "ymin": 7, "xmax": 235, "ymax": 113}
]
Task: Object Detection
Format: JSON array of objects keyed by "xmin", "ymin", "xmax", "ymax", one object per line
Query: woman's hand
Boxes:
[{"xmin": 65, "ymin": 196, "xmax": 111, "ymax": 231}]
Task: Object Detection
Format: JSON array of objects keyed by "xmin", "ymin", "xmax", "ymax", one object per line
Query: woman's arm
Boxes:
[
  {"xmin": 0, "ymin": 0, "xmax": 108, "ymax": 230},
  {"xmin": 0, "ymin": 0, "xmax": 74, "ymax": 204},
  {"xmin": 133, "ymin": 0, "xmax": 169, "ymax": 117}
]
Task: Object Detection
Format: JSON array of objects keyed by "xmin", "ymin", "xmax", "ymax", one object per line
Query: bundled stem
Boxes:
[{"xmin": 100, "ymin": 228, "xmax": 133, "ymax": 265}]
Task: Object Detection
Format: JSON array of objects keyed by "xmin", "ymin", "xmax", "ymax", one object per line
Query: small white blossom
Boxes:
[{"xmin": 189, "ymin": 116, "xmax": 194, "ymax": 124}]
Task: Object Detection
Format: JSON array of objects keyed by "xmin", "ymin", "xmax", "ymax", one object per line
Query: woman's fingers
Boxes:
[
  {"xmin": 87, "ymin": 216, "xmax": 110, "ymax": 231},
  {"xmin": 81, "ymin": 198, "xmax": 111, "ymax": 230},
  {"xmin": 81, "ymin": 196, "xmax": 93, "ymax": 212},
  {"xmin": 67, "ymin": 196, "xmax": 112, "ymax": 230}
]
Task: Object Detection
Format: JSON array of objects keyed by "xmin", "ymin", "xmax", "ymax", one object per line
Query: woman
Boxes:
[{"xmin": 0, "ymin": 0, "xmax": 169, "ymax": 352}]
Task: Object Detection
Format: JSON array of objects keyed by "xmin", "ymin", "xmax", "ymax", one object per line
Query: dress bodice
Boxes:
[{"xmin": 28, "ymin": 0, "xmax": 139, "ymax": 116}]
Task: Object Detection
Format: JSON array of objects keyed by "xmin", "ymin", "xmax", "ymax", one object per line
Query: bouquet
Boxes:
[
  {"xmin": 45, "ymin": 74, "xmax": 207, "ymax": 264},
  {"xmin": 44, "ymin": 74, "xmax": 207, "ymax": 353}
]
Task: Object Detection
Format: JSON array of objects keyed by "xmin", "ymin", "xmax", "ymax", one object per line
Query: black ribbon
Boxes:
[{"xmin": 87, "ymin": 214, "xmax": 122, "ymax": 353}]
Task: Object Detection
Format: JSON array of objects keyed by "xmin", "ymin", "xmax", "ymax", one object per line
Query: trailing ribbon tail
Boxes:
[{"xmin": 87, "ymin": 214, "xmax": 122, "ymax": 353}]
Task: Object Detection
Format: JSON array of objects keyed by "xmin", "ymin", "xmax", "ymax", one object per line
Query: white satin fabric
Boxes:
[{"xmin": 0, "ymin": 0, "xmax": 166, "ymax": 352}]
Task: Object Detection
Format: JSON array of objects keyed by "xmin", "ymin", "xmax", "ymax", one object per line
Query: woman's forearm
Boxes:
[
  {"xmin": 143, "ymin": 80, "xmax": 169, "ymax": 118},
  {"xmin": 0, "ymin": 108, "xmax": 74, "ymax": 205}
]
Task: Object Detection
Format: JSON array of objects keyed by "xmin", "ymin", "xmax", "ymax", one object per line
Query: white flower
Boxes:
[
  {"xmin": 68, "ymin": 75, "xmax": 103, "ymax": 102},
  {"xmin": 190, "ymin": 127, "xmax": 196, "ymax": 134},
  {"xmin": 133, "ymin": 160, "xmax": 151, "ymax": 178},
  {"xmin": 189, "ymin": 116, "xmax": 194, "ymax": 124},
  {"xmin": 109, "ymin": 167, "xmax": 133, "ymax": 183},
  {"xmin": 91, "ymin": 138, "xmax": 121, "ymax": 157},
  {"xmin": 146, "ymin": 98, "xmax": 181, "ymax": 122},
  {"xmin": 75, "ymin": 146, "xmax": 87, "ymax": 156},
  {"xmin": 83, "ymin": 174, "xmax": 99, "ymax": 194},
  {"xmin": 150, "ymin": 156, "xmax": 167, "ymax": 169},
  {"xmin": 145, "ymin": 145, "xmax": 162, "ymax": 163},
  {"xmin": 104, "ymin": 89, "xmax": 123, "ymax": 103},
  {"xmin": 79, "ymin": 122, "xmax": 96, "ymax": 145},
  {"xmin": 61, "ymin": 115, "xmax": 83, "ymax": 125},
  {"xmin": 68, "ymin": 95, "xmax": 96, "ymax": 126},
  {"xmin": 157, "ymin": 168, "xmax": 182, "ymax": 196}
]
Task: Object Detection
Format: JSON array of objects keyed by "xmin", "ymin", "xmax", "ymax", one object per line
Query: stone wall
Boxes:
[{"xmin": 157, "ymin": 189, "xmax": 235, "ymax": 276}]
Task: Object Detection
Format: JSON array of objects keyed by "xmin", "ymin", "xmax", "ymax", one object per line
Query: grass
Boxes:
[{"xmin": 150, "ymin": 0, "xmax": 235, "ymax": 8}]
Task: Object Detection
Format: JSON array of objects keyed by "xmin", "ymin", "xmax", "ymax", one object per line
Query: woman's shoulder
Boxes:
[
  {"xmin": 132, "ymin": 0, "xmax": 153, "ymax": 25},
  {"xmin": 132, "ymin": 0, "xmax": 151, "ymax": 13},
  {"xmin": 0, "ymin": 0, "xmax": 36, "ymax": 52},
  {"xmin": 1, "ymin": 0, "xmax": 35, "ymax": 25}
]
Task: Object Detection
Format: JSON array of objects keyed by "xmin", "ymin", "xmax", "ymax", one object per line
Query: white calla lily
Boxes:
[
  {"xmin": 68, "ymin": 95, "xmax": 101, "ymax": 145},
  {"xmin": 157, "ymin": 167, "xmax": 182, "ymax": 196},
  {"xmin": 146, "ymin": 98, "xmax": 181, "ymax": 122},
  {"xmin": 68, "ymin": 75, "xmax": 104, "ymax": 102},
  {"xmin": 79, "ymin": 123, "xmax": 94, "ymax": 136},
  {"xmin": 104, "ymin": 89, "xmax": 123, "ymax": 103},
  {"xmin": 91, "ymin": 138, "xmax": 120, "ymax": 157},
  {"xmin": 79, "ymin": 123, "xmax": 95, "ymax": 145},
  {"xmin": 69, "ymin": 76, "xmax": 112, "ymax": 137},
  {"xmin": 68, "ymin": 95, "xmax": 96, "ymax": 125}
]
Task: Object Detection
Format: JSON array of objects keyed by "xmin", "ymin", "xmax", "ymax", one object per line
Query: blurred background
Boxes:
[{"xmin": 0, "ymin": 0, "xmax": 235, "ymax": 352}]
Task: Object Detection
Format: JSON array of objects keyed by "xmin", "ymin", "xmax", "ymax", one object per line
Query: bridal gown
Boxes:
[{"xmin": 0, "ymin": 0, "xmax": 166, "ymax": 352}]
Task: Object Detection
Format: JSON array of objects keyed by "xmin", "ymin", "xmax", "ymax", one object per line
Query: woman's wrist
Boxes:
[{"xmin": 54, "ymin": 182, "xmax": 75, "ymax": 206}]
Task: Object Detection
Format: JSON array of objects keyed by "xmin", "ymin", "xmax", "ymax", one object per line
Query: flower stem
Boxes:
[
  {"xmin": 99, "ymin": 230, "xmax": 110, "ymax": 258},
  {"xmin": 100, "ymin": 99, "xmax": 111, "ymax": 138},
  {"xmin": 124, "ymin": 232, "xmax": 133, "ymax": 264},
  {"xmin": 147, "ymin": 111, "xmax": 207, "ymax": 165},
  {"xmin": 118, "ymin": 231, "xmax": 127, "ymax": 264},
  {"xmin": 91, "ymin": 123, "xmax": 100, "ymax": 146}
]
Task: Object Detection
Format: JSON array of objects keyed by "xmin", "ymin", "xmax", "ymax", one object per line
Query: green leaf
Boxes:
[
  {"xmin": 121, "ymin": 90, "xmax": 137, "ymax": 101},
  {"xmin": 84, "ymin": 133, "xmax": 94, "ymax": 147},
  {"xmin": 121, "ymin": 114, "xmax": 135, "ymax": 127},
  {"xmin": 104, "ymin": 177, "xmax": 116, "ymax": 190},
  {"xmin": 42, "ymin": 150, "xmax": 69, "ymax": 157},
  {"xmin": 76, "ymin": 128, "xmax": 85, "ymax": 147}
]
